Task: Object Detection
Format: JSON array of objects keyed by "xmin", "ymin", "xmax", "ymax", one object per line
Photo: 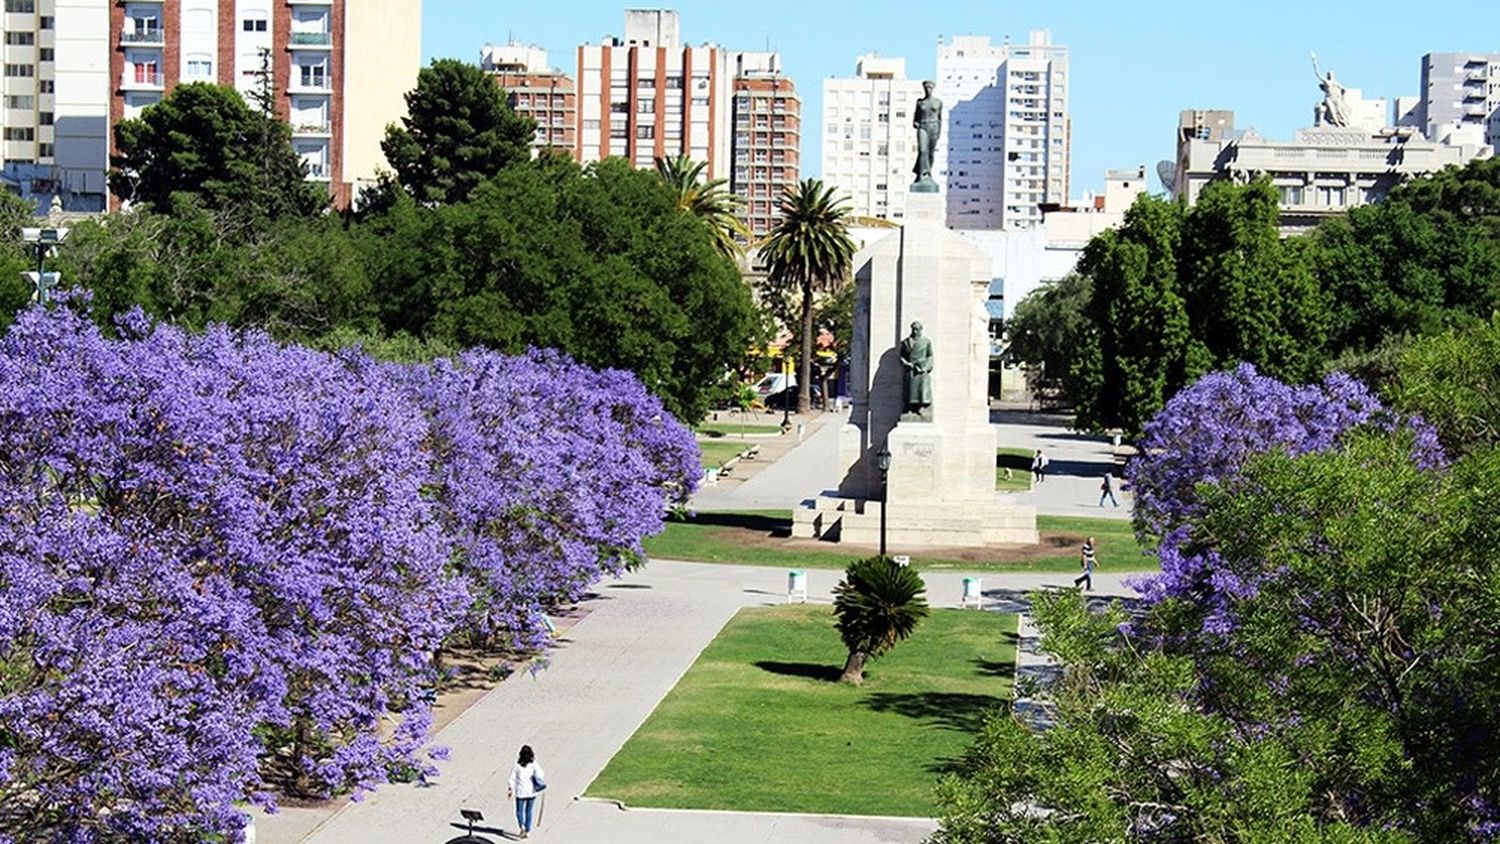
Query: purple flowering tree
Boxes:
[
  {"xmin": 414, "ymin": 348, "xmax": 698, "ymax": 652},
  {"xmin": 1126, "ymin": 363, "xmax": 1442, "ymax": 624},
  {"xmin": 0, "ymin": 307, "xmax": 697, "ymax": 841}
]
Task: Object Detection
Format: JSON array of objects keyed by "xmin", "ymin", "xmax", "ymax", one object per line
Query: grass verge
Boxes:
[
  {"xmin": 695, "ymin": 422, "xmax": 784, "ymax": 438},
  {"xmin": 697, "ymin": 439, "xmax": 750, "ymax": 469},
  {"xmin": 643, "ymin": 511, "xmax": 1154, "ymax": 573},
  {"xmin": 586, "ymin": 604, "xmax": 1017, "ymax": 816},
  {"xmin": 995, "ymin": 446, "xmax": 1034, "ymax": 492}
]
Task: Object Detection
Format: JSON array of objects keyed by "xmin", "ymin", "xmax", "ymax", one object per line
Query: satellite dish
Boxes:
[{"xmin": 1156, "ymin": 160, "xmax": 1178, "ymax": 194}]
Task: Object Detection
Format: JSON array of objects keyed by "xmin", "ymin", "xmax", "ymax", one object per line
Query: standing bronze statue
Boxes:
[
  {"xmin": 899, "ymin": 321, "xmax": 934, "ymax": 420},
  {"xmin": 911, "ymin": 81, "xmax": 942, "ymax": 193}
]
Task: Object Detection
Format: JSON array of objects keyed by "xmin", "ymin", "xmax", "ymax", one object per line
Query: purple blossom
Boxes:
[{"xmin": 0, "ymin": 307, "xmax": 697, "ymax": 840}]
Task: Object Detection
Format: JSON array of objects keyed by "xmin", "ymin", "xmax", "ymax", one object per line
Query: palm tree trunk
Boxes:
[
  {"xmin": 839, "ymin": 650, "xmax": 868, "ymax": 685},
  {"xmin": 798, "ymin": 280, "xmax": 815, "ymax": 414}
]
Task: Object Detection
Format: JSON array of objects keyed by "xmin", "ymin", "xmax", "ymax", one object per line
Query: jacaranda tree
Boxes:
[{"xmin": 0, "ymin": 304, "xmax": 698, "ymax": 841}]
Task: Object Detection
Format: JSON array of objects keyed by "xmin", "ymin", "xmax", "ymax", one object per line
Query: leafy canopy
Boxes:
[
  {"xmin": 382, "ymin": 59, "xmax": 536, "ymax": 205},
  {"xmin": 109, "ymin": 82, "xmax": 324, "ymax": 220}
]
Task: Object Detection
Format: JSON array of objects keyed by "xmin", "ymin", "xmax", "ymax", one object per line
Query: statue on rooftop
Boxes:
[{"xmin": 1310, "ymin": 53, "xmax": 1351, "ymax": 128}]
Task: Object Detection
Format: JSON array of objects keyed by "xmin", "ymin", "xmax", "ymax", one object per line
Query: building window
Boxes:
[
  {"xmin": 38, "ymin": 112, "xmax": 52, "ymax": 125},
  {"xmin": 38, "ymin": 48, "xmax": 53, "ymax": 62},
  {"xmin": 243, "ymin": 18, "xmax": 267, "ymax": 32},
  {"xmin": 38, "ymin": 142, "xmax": 53, "ymax": 157},
  {"xmin": 187, "ymin": 58, "xmax": 213, "ymax": 79},
  {"xmin": 4, "ymin": 32, "xmax": 34, "ymax": 46},
  {"xmin": 4, "ymin": 64, "xmax": 34, "ymax": 78},
  {"xmin": 4, "ymin": 95, "xmax": 31, "ymax": 108},
  {"xmin": 635, "ymin": 124, "xmax": 654, "ymax": 139},
  {"xmin": 1279, "ymin": 185, "xmax": 1304, "ymax": 204},
  {"xmin": 38, "ymin": 79, "xmax": 52, "ymax": 93},
  {"xmin": 4, "ymin": 0, "xmax": 35, "ymax": 11},
  {"xmin": 4, "ymin": 127, "xmax": 35, "ymax": 141}
]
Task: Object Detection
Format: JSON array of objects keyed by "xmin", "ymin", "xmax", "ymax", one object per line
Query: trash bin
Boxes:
[
  {"xmin": 787, "ymin": 569, "xmax": 807, "ymax": 603},
  {"xmin": 961, "ymin": 577, "xmax": 982, "ymax": 609}
]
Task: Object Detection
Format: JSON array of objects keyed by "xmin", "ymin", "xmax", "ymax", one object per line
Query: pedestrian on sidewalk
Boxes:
[
  {"xmin": 1032, "ymin": 449, "xmax": 1049, "ymax": 483},
  {"xmin": 1074, "ymin": 537, "xmax": 1096, "ymax": 591},
  {"xmin": 507, "ymin": 744, "xmax": 546, "ymax": 839},
  {"xmin": 1099, "ymin": 472, "xmax": 1119, "ymax": 507}
]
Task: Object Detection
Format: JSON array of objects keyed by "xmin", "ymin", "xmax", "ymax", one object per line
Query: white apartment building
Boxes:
[
  {"xmin": 2, "ymin": 0, "xmax": 110, "ymax": 212},
  {"xmin": 1417, "ymin": 52, "xmax": 1500, "ymax": 151},
  {"xmin": 820, "ymin": 53, "xmax": 924, "ymax": 222},
  {"xmin": 575, "ymin": 9, "xmax": 733, "ymax": 176},
  {"xmin": 935, "ymin": 30, "xmax": 1070, "ymax": 231}
]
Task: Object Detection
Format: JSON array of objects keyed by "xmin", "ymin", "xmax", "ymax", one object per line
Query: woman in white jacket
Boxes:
[{"xmin": 506, "ymin": 744, "xmax": 545, "ymax": 838}]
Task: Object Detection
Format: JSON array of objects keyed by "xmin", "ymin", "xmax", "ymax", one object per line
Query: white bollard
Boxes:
[
  {"xmin": 787, "ymin": 569, "xmax": 807, "ymax": 603},
  {"xmin": 961, "ymin": 576, "xmax": 982, "ymax": 609}
]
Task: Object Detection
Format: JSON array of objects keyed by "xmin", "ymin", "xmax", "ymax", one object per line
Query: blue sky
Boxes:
[{"xmin": 423, "ymin": 1, "xmax": 1491, "ymax": 195}]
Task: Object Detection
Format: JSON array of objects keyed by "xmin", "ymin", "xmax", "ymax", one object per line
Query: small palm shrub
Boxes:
[{"xmin": 832, "ymin": 556, "xmax": 930, "ymax": 685}]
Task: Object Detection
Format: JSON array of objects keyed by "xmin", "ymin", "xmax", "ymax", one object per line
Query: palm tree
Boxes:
[
  {"xmin": 761, "ymin": 179, "xmax": 856, "ymax": 414},
  {"xmin": 832, "ymin": 556, "xmax": 929, "ymax": 685},
  {"xmin": 653, "ymin": 154, "xmax": 747, "ymax": 259}
]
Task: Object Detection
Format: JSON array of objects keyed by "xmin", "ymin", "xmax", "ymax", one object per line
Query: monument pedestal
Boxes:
[{"xmin": 792, "ymin": 193, "xmax": 1038, "ymax": 548}]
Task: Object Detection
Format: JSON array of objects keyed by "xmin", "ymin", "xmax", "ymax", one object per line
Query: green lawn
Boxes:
[
  {"xmin": 697, "ymin": 439, "xmax": 751, "ymax": 469},
  {"xmin": 695, "ymin": 422, "xmax": 783, "ymax": 438},
  {"xmin": 995, "ymin": 446, "xmax": 1034, "ymax": 492},
  {"xmin": 643, "ymin": 511, "xmax": 1155, "ymax": 573},
  {"xmin": 587, "ymin": 604, "xmax": 1017, "ymax": 816}
]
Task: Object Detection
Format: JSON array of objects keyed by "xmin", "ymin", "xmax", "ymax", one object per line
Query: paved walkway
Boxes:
[
  {"xmin": 690, "ymin": 406, "xmax": 1131, "ymax": 520},
  {"xmin": 267, "ymin": 561, "xmax": 1134, "ymax": 844}
]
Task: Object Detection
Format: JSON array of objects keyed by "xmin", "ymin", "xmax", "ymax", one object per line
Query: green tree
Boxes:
[
  {"xmin": 109, "ymin": 83, "xmax": 323, "ymax": 220},
  {"xmin": 1312, "ymin": 158, "xmax": 1500, "ymax": 357},
  {"xmin": 357, "ymin": 157, "xmax": 755, "ymax": 421},
  {"xmin": 831, "ymin": 556, "xmax": 929, "ymax": 685},
  {"xmin": 1076, "ymin": 194, "xmax": 1190, "ymax": 435},
  {"xmin": 1390, "ymin": 315, "xmax": 1500, "ymax": 456},
  {"xmin": 936, "ymin": 428, "xmax": 1500, "ymax": 841},
  {"xmin": 654, "ymin": 154, "xmax": 747, "ymax": 259},
  {"xmin": 1002, "ymin": 273, "xmax": 1094, "ymax": 404},
  {"xmin": 1179, "ymin": 179, "xmax": 1329, "ymax": 381},
  {"xmin": 761, "ymin": 179, "xmax": 856, "ymax": 414},
  {"xmin": 381, "ymin": 59, "xmax": 535, "ymax": 205}
]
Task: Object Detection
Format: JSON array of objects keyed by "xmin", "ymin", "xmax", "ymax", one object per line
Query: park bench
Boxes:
[{"xmin": 743, "ymin": 444, "xmax": 762, "ymax": 460}]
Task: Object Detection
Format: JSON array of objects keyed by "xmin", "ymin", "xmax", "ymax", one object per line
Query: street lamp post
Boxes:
[
  {"xmin": 875, "ymin": 443, "xmax": 892, "ymax": 558},
  {"xmin": 22, "ymin": 226, "xmax": 68, "ymax": 306}
]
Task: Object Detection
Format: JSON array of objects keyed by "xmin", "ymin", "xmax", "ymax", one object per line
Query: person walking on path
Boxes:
[
  {"xmin": 507, "ymin": 744, "xmax": 546, "ymax": 839},
  {"xmin": 1032, "ymin": 449, "xmax": 1049, "ymax": 484},
  {"xmin": 1074, "ymin": 537, "xmax": 1097, "ymax": 591},
  {"xmin": 1099, "ymin": 472, "xmax": 1119, "ymax": 507}
]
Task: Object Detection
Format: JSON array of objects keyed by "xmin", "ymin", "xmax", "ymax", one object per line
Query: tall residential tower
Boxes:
[
  {"xmin": 821, "ymin": 54, "xmax": 924, "ymax": 222},
  {"xmin": 1417, "ymin": 52, "xmax": 1500, "ymax": 151},
  {"xmin": 109, "ymin": 0, "xmax": 420, "ymax": 207},
  {"xmin": 2, "ymin": 0, "xmax": 110, "ymax": 211},
  {"xmin": 936, "ymin": 30, "xmax": 1070, "ymax": 230}
]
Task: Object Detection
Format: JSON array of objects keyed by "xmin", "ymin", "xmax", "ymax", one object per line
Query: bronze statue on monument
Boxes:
[{"xmin": 911, "ymin": 81, "xmax": 942, "ymax": 193}]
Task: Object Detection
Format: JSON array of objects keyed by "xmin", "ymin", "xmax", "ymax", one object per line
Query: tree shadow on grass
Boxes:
[
  {"xmin": 971, "ymin": 656, "xmax": 1015, "ymax": 680},
  {"xmin": 863, "ymin": 693, "xmax": 1011, "ymax": 774},
  {"xmin": 680, "ymin": 511, "xmax": 791, "ymax": 537},
  {"xmin": 754, "ymin": 660, "xmax": 842, "ymax": 682},
  {"xmin": 862, "ymin": 692, "xmax": 1005, "ymax": 736}
]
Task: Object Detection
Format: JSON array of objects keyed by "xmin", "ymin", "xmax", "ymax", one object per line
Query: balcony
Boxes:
[
  {"xmin": 292, "ymin": 120, "xmax": 332, "ymax": 136},
  {"xmin": 289, "ymin": 74, "xmax": 332, "ymax": 93},
  {"xmin": 289, "ymin": 31, "xmax": 332, "ymax": 48},
  {"xmin": 120, "ymin": 70, "xmax": 164, "ymax": 90},
  {"xmin": 120, "ymin": 28, "xmax": 164, "ymax": 46},
  {"xmin": 287, "ymin": 0, "xmax": 332, "ymax": 4}
]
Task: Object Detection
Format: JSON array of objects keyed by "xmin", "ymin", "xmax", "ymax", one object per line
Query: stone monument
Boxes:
[{"xmin": 792, "ymin": 98, "xmax": 1037, "ymax": 548}]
